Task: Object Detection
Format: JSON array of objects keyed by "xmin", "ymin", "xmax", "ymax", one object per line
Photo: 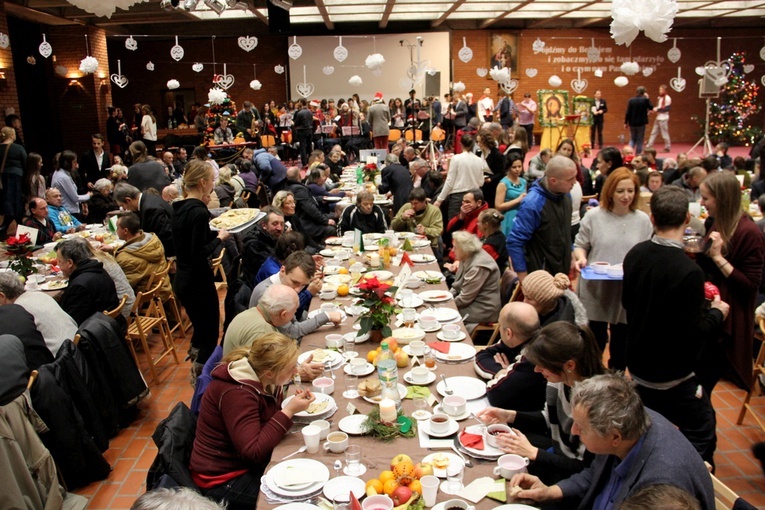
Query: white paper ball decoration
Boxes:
[
  {"xmin": 250, "ymin": 80, "xmax": 262, "ymax": 91},
  {"xmin": 548, "ymin": 75, "xmax": 562, "ymax": 87},
  {"xmin": 452, "ymin": 81, "xmax": 466, "ymax": 93},
  {"xmin": 167, "ymin": 79, "xmax": 180, "ymax": 90},
  {"xmin": 208, "ymin": 88, "xmax": 227, "ymax": 105},
  {"xmin": 79, "ymin": 56, "xmax": 99, "ymax": 74},
  {"xmin": 365, "ymin": 53, "xmax": 385, "ymax": 70},
  {"xmin": 349, "ymin": 75, "xmax": 363, "ymax": 87},
  {"xmin": 614, "ymin": 76, "xmax": 629, "ymax": 87},
  {"xmin": 620, "ymin": 62, "xmax": 640, "ymax": 76}
]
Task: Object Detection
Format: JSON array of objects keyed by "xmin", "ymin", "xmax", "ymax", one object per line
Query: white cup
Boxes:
[
  {"xmin": 419, "ymin": 315, "xmax": 437, "ymax": 330},
  {"xmin": 321, "ymin": 303, "xmax": 340, "ymax": 314},
  {"xmin": 320, "ymin": 289, "xmax": 338, "ymax": 300},
  {"xmin": 350, "ymin": 263, "xmax": 366, "ymax": 272},
  {"xmin": 485, "ymin": 423, "xmax": 513, "ymax": 449},
  {"xmin": 362, "ymin": 495, "xmax": 394, "ymax": 510},
  {"xmin": 405, "ymin": 278, "xmax": 424, "ymax": 289},
  {"xmin": 441, "ymin": 499, "xmax": 474, "ymax": 510},
  {"xmin": 493, "ymin": 454, "xmax": 530, "ymax": 479},
  {"xmin": 592, "ymin": 261, "xmax": 610, "ymax": 275},
  {"xmin": 409, "ymin": 340, "xmax": 426, "ymax": 356},
  {"xmin": 402, "ymin": 307, "xmax": 417, "ymax": 325},
  {"xmin": 350, "ymin": 358, "xmax": 367, "ymax": 374},
  {"xmin": 311, "ymin": 419, "xmax": 331, "ymax": 440},
  {"xmin": 442, "ymin": 324, "xmax": 461, "ymax": 340},
  {"xmin": 429, "ymin": 413, "xmax": 451, "ymax": 434},
  {"xmin": 312, "ymin": 377, "xmax": 334, "ymax": 395},
  {"xmin": 326, "ymin": 334, "xmax": 344, "ymax": 349},
  {"xmin": 442, "ymin": 395, "xmax": 466, "ymax": 417},
  {"xmin": 337, "ymin": 249, "xmax": 352, "ymax": 259},
  {"xmin": 411, "ymin": 366, "xmax": 429, "ymax": 384},
  {"xmin": 301, "ymin": 425, "xmax": 321, "ymax": 454},
  {"xmin": 323, "ymin": 431, "xmax": 349, "ymax": 453},
  {"xmin": 326, "ymin": 258, "xmax": 342, "ymax": 268},
  {"xmin": 399, "ymin": 289, "xmax": 414, "ymax": 307},
  {"xmin": 419, "ymin": 475, "xmax": 439, "ymax": 507}
]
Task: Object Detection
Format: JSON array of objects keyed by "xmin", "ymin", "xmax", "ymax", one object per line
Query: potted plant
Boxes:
[
  {"xmin": 4, "ymin": 232, "xmax": 37, "ymax": 278},
  {"xmin": 355, "ymin": 276, "xmax": 398, "ymax": 342}
]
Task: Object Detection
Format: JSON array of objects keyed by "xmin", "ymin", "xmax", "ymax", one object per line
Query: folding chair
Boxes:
[{"xmin": 147, "ymin": 263, "xmax": 189, "ymax": 340}]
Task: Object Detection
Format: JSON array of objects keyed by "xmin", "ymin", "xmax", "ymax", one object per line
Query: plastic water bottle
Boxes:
[
  {"xmin": 377, "ymin": 341, "xmax": 401, "ymax": 411},
  {"xmin": 356, "ymin": 164, "xmax": 363, "ymax": 184}
]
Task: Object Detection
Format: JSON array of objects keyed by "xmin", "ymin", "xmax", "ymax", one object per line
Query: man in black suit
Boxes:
[
  {"xmin": 80, "ymin": 134, "xmax": 110, "ymax": 187},
  {"xmin": 378, "ymin": 153, "xmax": 414, "ymax": 215},
  {"xmin": 624, "ymin": 86, "xmax": 653, "ymax": 154},
  {"xmin": 590, "ymin": 90, "xmax": 607, "ymax": 149},
  {"xmin": 113, "ymin": 182, "xmax": 175, "ymax": 257}
]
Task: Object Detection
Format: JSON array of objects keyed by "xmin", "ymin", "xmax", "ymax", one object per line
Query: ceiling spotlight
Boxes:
[
  {"xmin": 204, "ymin": 0, "xmax": 226, "ymax": 14},
  {"xmin": 182, "ymin": 0, "xmax": 199, "ymax": 9},
  {"xmin": 159, "ymin": 0, "xmax": 174, "ymax": 10}
]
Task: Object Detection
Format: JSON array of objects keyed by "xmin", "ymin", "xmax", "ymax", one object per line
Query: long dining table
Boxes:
[{"xmin": 261, "ymin": 244, "xmax": 529, "ymax": 509}]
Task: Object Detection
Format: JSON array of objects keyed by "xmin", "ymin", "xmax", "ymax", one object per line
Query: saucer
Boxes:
[
  {"xmin": 433, "ymin": 404, "xmax": 470, "ymax": 421},
  {"xmin": 436, "ymin": 331, "xmax": 466, "ymax": 342},
  {"xmin": 403, "ymin": 370, "xmax": 436, "ymax": 385},
  {"xmin": 342, "ymin": 464, "xmax": 367, "ymax": 476},
  {"xmin": 344, "ymin": 363, "xmax": 375, "ymax": 377},
  {"xmin": 420, "ymin": 418, "xmax": 459, "ymax": 437},
  {"xmin": 411, "ymin": 410, "xmax": 432, "ymax": 421}
]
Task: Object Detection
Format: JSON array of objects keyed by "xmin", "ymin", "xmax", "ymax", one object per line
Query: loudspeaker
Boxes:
[
  {"xmin": 268, "ymin": 2, "xmax": 291, "ymax": 34},
  {"xmin": 425, "ymin": 72, "xmax": 440, "ymax": 98},
  {"xmin": 699, "ymin": 75, "xmax": 720, "ymax": 99}
]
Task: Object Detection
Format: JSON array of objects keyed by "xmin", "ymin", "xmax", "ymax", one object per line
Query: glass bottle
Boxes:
[{"xmin": 376, "ymin": 341, "xmax": 401, "ymax": 411}]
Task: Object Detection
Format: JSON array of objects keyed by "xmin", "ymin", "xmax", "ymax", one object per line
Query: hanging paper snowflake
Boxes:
[
  {"xmin": 274, "ymin": 65, "xmax": 285, "ymax": 75},
  {"xmin": 349, "ymin": 75, "xmax": 363, "ymax": 87},
  {"xmin": 208, "ymin": 88, "xmax": 228, "ymax": 105},
  {"xmin": 452, "ymin": 81, "xmax": 466, "ymax": 93},
  {"xmin": 250, "ymin": 79, "xmax": 262, "ymax": 91},
  {"xmin": 610, "ymin": 0, "xmax": 678, "ymax": 46},
  {"xmin": 532, "ymin": 38, "xmax": 546, "ymax": 53},
  {"xmin": 614, "ymin": 76, "xmax": 629, "ymax": 87},
  {"xmin": 365, "ymin": 53, "xmax": 385, "ymax": 70},
  {"xmin": 620, "ymin": 62, "xmax": 640, "ymax": 75},
  {"xmin": 79, "ymin": 56, "xmax": 99, "ymax": 74},
  {"xmin": 167, "ymin": 79, "xmax": 180, "ymax": 90}
]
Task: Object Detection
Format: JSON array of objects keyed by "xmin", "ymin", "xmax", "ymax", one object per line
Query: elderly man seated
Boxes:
[
  {"xmin": 390, "ymin": 188, "xmax": 443, "ymax": 251},
  {"xmin": 339, "ymin": 191, "xmax": 388, "ymax": 235},
  {"xmin": 55, "ymin": 238, "xmax": 120, "ymax": 325},
  {"xmin": 46, "ymin": 188, "xmax": 85, "ymax": 234},
  {"xmin": 223, "ymin": 283, "xmax": 323, "ymax": 381},
  {"xmin": 510, "ymin": 373, "xmax": 715, "ymax": 510},
  {"xmin": 450, "ymin": 231, "xmax": 501, "ymax": 333},
  {"xmin": 113, "ymin": 212, "xmax": 172, "ymax": 300},
  {"xmin": 22, "ymin": 197, "xmax": 62, "ymax": 244},
  {"xmin": 0, "ymin": 272, "xmax": 77, "ymax": 358}
]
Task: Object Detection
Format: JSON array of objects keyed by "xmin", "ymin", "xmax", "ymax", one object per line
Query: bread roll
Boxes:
[{"xmin": 357, "ymin": 378, "xmax": 381, "ymax": 397}]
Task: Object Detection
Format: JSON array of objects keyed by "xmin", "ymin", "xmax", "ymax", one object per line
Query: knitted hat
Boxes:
[{"xmin": 522, "ymin": 270, "xmax": 569, "ymax": 311}]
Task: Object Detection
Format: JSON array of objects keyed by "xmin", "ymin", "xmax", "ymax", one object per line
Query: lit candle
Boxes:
[
  {"xmin": 379, "ymin": 398, "xmax": 397, "ymax": 423},
  {"xmin": 369, "ymin": 252, "xmax": 380, "ymax": 268}
]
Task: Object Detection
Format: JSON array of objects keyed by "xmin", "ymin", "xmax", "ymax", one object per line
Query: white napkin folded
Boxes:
[
  {"xmin": 275, "ymin": 466, "xmax": 326, "ymax": 487},
  {"xmin": 458, "ymin": 476, "xmax": 496, "ymax": 503}
]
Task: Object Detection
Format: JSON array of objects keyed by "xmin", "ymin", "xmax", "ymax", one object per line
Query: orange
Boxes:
[
  {"xmin": 393, "ymin": 461, "xmax": 415, "ymax": 485},
  {"xmin": 382, "ymin": 479, "xmax": 399, "ymax": 496},
  {"xmin": 337, "ymin": 284, "xmax": 349, "ymax": 297},
  {"xmin": 338, "ymin": 267, "xmax": 349, "ymax": 274},
  {"xmin": 367, "ymin": 350, "xmax": 379, "ymax": 363},
  {"xmin": 379, "ymin": 470, "xmax": 395, "ymax": 484},
  {"xmin": 408, "ymin": 480, "xmax": 422, "ymax": 494},
  {"xmin": 366, "ymin": 479, "xmax": 383, "ymax": 494},
  {"xmin": 388, "ymin": 246, "xmax": 398, "ymax": 256}
]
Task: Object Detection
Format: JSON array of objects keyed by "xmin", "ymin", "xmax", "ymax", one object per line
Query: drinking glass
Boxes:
[
  {"xmin": 345, "ymin": 444, "xmax": 362, "ymax": 475},
  {"xmin": 402, "ymin": 308, "xmax": 417, "ymax": 328},
  {"xmin": 423, "ymin": 348, "xmax": 436, "ymax": 370},
  {"xmin": 343, "ymin": 337, "xmax": 357, "ymax": 359},
  {"xmin": 443, "ymin": 463, "xmax": 464, "ymax": 494},
  {"xmin": 413, "ymin": 396, "xmax": 428, "ymax": 414},
  {"xmin": 343, "ymin": 373, "xmax": 358, "ymax": 398},
  {"xmin": 333, "ymin": 495, "xmax": 352, "ymax": 510}
]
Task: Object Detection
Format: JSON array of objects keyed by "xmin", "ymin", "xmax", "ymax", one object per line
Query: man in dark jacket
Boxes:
[
  {"xmin": 126, "ymin": 141, "xmax": 172, "ymax": 194},
  {"xmin": 286, "ymin": 166, "xmax": 335, "ymax": 240},
  {"xmin": 378, "ymin": 153, "xmax": 414, "ymax": 215},
  {"xmin": 55, "ymin": 238, "xmax": 119, "ymax": 325},
  {"xmin": 339, "ymin": 191, "xmax": 387, "ymax": 235},
  {"xmin": 79, "ymin": 134, "xmax": 110, "ymax": 187},
  {"xmin": 624, "ymin": 86, "xmax": 653, "ymax": 154},
  {"xmin": 0, "ymin": 306, "xmax": 54, "ymax": 370},
  {"xmin": 242, "ymin": 206, "xmax": 285, "ymax": 285},
  {"xmin": 22, "ymin": 198, "xmax": 61, "ymax": 244},
  {"xmin": 114, "ymin": 182, "xmax": 175, "ymax": 257},
  {"xmin": 506, "ymin": 156, "xmax": 576, "ymax": 282}
]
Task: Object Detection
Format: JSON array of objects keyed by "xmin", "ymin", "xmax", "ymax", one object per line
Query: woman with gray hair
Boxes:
[
  {"xmin": 87, "ymin": 178, "xmax": 119, "ymax": 224},
  {"xmin": 450, "ymin": 231, "xmax": 501, "ymax": 332},
  {"xmin": 272, "ymin": 190, "xmax": 322, "ymax": 253},
  {"xmin": 131, "ymin": 487, "xmax": 226, "ymax": 510}
]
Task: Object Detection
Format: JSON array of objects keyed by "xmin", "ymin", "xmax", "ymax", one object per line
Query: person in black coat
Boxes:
[
  {"xmin": 0, "ymin": 306, "xmax": 54, "ymax": 370},
  {"xmin": 87, "ymin": 179, "xmax": 119, "ymax": 224},
  {"xmin": 339, "ymin": 191, "xmax": 388, "ymax": 234},
  {"xmin": 79, "ymin": 134, "xmax": 110, "ymax": 187},
  {"xmin": 378, "ymin": 154, "xmax": 414, "ymax": 215},
  {"xmin": 114, "ymin": 182, "xmax": 175, "ymax": 257},
  {"xmin": 242, "ymin": 206, "xmax": 284, "ymax": 286},
  {"xmin": 55, "ymin": 238, "xmax": 119, "ymax": 326},
  {"xmin": 285, "ymin": 167, "xmax": 336, "ymax": 241},
  {"xmin": 624, "ymin": 86, "xmax": 653, "ymax": 154},
  {"xmin": 126, "ymin": 141, "xmax": 171, "ymax": 194}
]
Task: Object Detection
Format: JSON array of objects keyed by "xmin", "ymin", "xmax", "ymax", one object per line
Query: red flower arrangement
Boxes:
[
  {"xmin": 355, "ymin": 276, "xmax": 398, "ymax": 338},
  {"xmin": 363, "ymin": 162, "xmax": 380, "ymax": 183},
  {"xmin": 4, "ymin": 233, "xmax": 37, "ymax": 277}
]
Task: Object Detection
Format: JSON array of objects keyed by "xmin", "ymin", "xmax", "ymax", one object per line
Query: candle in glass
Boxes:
[{"xmin": 379, "ymin": 398, "xmax": 397, "ymax": 423}]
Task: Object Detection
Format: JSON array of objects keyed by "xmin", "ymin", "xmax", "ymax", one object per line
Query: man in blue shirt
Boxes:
[{"xmin": 46, "ymin": 188, "xmax": 84, "ymax": 233}]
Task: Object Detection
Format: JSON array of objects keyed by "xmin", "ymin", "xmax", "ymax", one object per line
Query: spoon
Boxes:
[
  {"xmin": 334, "ymin": 460, "xmax": 342, "ymax": 478},
  {"xmin": 281, "ymin": 445, "xmax": 307, "ymax": 460},
  {"xmin": 450, "ymin": 444, "xmax": 474, "ymax": 468},
  {"xmin": 440, "ymin": 374, "xmax": 453, "ymax": 395}
]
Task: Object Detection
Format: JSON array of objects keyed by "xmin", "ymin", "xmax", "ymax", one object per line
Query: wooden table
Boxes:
[{"xmin": 262, "ymin": 250, "xmax": 516, "ymax": 509}]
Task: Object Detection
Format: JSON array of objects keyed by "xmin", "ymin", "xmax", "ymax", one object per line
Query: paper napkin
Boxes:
[
  {"xmin": 458, "ymin": 476, "xmax": 496, "ymax": 503},
  {"xmin": 427, "ymin": 341, "xmax": 451, "ymax": 354},
  {"xmin": 405, "ymin": 386, "xmax": 431, "ymax": 399},
  {"xmin": 459, "ymin": 429, "xmax": 484, "ymax": 450},
  {"xmin": 486, "ymin": 479, "xmax": 507, "ymax": 502}
]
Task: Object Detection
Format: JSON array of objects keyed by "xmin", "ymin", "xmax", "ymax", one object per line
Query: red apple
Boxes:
[{"xmin": 391, "ymin": 486, "xmax": 412, "ymax": 506}]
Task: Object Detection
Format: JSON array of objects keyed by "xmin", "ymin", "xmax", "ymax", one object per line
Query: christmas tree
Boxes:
[{"xmin": 707, "ymin": 52, "xmax": 762, "ymax": 146}]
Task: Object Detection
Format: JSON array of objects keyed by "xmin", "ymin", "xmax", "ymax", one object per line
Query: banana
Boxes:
[{"xmin": 366, "ymin": 486, "xmax": 379, "ymax": 497}]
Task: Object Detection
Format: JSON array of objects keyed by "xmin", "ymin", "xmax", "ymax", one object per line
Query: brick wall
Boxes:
[
  {"xmin": 0, "ymin": 0, "xmax": 20, "ymax": 126},
  {"xmin": 108, "ymin": 35, "xmax": 288, "ymax": 128},
  {"xmin": 452, "ymin": 28, "xmax": 765, "ymax": 146}
]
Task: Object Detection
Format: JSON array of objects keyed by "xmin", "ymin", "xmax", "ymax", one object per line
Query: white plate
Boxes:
[
  {"xmin": 266, "ymin": 459, "xmax": 330, "ymax": 497},
  {"xmin": 413, "ymin": 270, "xmax": 445, "ymax": 282},
  {"xmin": 324, "ymin": 196, "xmax": 343, "ymax": 202},
  {"xmin": 345, "ymin": 305, "xmax": 369, "ymax": 316},
  {"xmin": 430, "ymin": 307, "xmax": 460, "ymax": 322},
  {"xmin": 344, "ymin": 331, "xmax": 370, "ymax": 343},
  {"xmin": 436, "ymin": 376, "xmax": 486, "ymax": 399},
  {"xmin": 365, "ymin": 270, "xmax": 393, "ymax": 281},
  {"xmin": 391, "ymin": 327, "xmax": 426, "ymax": 344},
  {"xmin": 493, "ymin": 505, "xmax": 539, "ymax": 510},
  {"xmin": 422, "ymin": 452, "xmax": 464, "ymax": 477},
  {"xmin": 325, "ymin": 237, "xmax": 343, "ymax": 245},
  {"xmin": 412, "ymin": 239, "xmax": 431, "ymax": 248},
  {"xmin": 419, "ymin": 291, "xmax": 453, "ymax": 303},
  {"xmin": 410, "ymin": 254, "xmax": 436, "ymax": 264},
  {"xmin": 298, "ymin": 349, "xmax": 344, "ymax": 367},
  {"xmin": 459, "ymin": 425, "xmax": 504, "ymax": 458},
  {"xmin": 362, "ymin": 383, "xmax": 407, "ymax": 404},
  {"xmin": 403, "ymin": 370, "xmax": 436, "ymax": 385},
  {"xmin": 420, "ymin": 417, "xmax": 459, "ymax": 437},
  {"xmin": 338, "ymin": 414, "xmax": 370, "ymax": 435},
  {"xmin": 275, "ymin": 503, "xmax": 321, "ymax": 510},
  {"xmin": 281, "ymin": 392, "xmax": 336, "ymax": 418},
  {"xmin": 433, "ymin": 404, "xmax": 471, "ymax": 421},
  {"xmin": 433, "ymin": 343, "xmax": 477, "ymax": 363},
  {"xmin": 397, "ymin": 296, "xmax": 424, "ymax": 308},
  {"xmin": 323, "ymin": 476, "xmax": 366, "ymax": 501},
  {"xmin": 436, "ymin": 331, "xmax": 466, "ymax": 342},
  {"xmin": 344, "ymin": 363, "xmax": 375, "ymax": 376},
  {"xmin": 418, "ymin": 322, "xmax": 442, "ymax": 333},
  {"xmin": 324, "ymin": 274, "xmax": 352, "ymax": 285},
  {"xmin": 397, "ymin": 232, "xmax": 418, "ymax": 239},
  {"xmin": 320, "ymin": 248, "xmax": 351, "ymax": 258},
  {"xmin": 323, "ymin": 266, "xmax": 344, "ymax": 275},
  {"xmin": 40, "ymin": 280, "xmax": 68, "ymax": 291},
  {"xmin": 363, "ymin": 233, "xmax": 384, "ymax": 240}
]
